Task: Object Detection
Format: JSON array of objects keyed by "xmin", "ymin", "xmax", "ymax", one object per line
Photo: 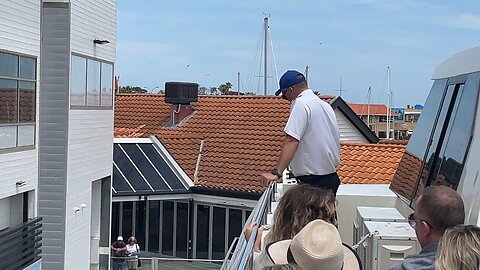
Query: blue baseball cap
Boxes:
[{"xmin": 275, "ymin": 70, "xmax": 306, "ymax": 96}]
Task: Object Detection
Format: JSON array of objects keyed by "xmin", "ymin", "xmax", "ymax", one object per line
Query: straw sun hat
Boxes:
[{"xmin": 266, "ymin": 219, "xmax": 362, "ymax": 270}]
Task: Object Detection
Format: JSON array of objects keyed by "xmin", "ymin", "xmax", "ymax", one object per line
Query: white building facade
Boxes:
[{"xmin": 0, "ymin": 1, "xmax": 116, "ymax": 269}]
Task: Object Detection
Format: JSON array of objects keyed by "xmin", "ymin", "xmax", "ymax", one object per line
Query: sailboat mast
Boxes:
[
  {"xmin": 367, "ymin": 86, "xmax": 371, "ymax": 127},
  {"xmin": 237, "ymin": 72, "xmax": 240, "ymax": 95},
  {"xmin": 386, "ymin": 67, "xmax": 391, "ymax": 140},
  {"xmin": 264, "ymin": 17, "xmax": 268, "ymax": 95}
]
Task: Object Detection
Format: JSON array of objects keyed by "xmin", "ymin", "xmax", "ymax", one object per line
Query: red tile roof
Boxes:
[
  {"xmin": 338, "ymin": 143, "xmax": 405, "ymax": 184},
  {"xmin": 349, "ymin": 103, "xmax": 395, "ymax": 116},
  {"xmin": 115, "ymin": 94, "xmax": 290, "ymax": 193},
  {"xmin": 115, "ymin": 94, "xmax": 404, "ymax": 193},
  {"xmin": 378, "ymin": 139, "xmax": 408, "ymax": 145}
]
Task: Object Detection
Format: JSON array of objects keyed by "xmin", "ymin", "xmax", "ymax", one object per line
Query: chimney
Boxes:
[{"xmin": 165, "ymin": 82, "xmax": 199, "ymax": 126}]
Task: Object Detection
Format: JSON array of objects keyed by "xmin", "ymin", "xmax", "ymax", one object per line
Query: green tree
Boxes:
[
  {"xmin": 119, "ymin": 85, "xmax": 148, "ymax": 93},
  {"xmin": 218, "ymin": 82, "xmax": 233, "ymax": 95},
  {"xmin": 209, "ymin": 87, "xmax": 219, "ymax": 95}
]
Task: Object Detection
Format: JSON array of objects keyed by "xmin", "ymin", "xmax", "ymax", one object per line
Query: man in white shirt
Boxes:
[{"xmin": 260, "ymin": 70, "xmax": 341, "ymax": 195}]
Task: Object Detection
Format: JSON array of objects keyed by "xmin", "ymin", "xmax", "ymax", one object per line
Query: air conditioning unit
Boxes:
[
  {"xmin": 353, "ymin": 207, "xmax": 405, "ymax": 269},
  {"xmin": 363, "ymin": 221, "xmax": 419, "ymax": 270},
  {"xmin": 165, "ymin": 82, "xmax": 199, "ymax": 104}
]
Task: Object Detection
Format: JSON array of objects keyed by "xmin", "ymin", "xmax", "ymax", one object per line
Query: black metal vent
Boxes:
[{"xmin": 165, "ymin": 82, "xmax": 199, "ymax": 104}]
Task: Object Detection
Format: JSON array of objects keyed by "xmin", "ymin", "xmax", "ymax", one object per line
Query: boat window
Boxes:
[
  {"xmin": 431, "ymin": 74, "xmax": 479, "ymax": 188},
  {"xmin": 416, "ymin": 84, "xmax": 458, "ymax": 193},
  {"xmin": 391, "ymin": 73, "xmax": 478, "ymax": 208},
  {"xmin": 390, "ymin": 79, "xmax": 447, "ymax": 202}
]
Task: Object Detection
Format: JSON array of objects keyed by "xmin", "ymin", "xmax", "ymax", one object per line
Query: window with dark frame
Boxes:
[
  {"xmin": 0, "ymin": 52, "xmax": 36, "ymax": 150},
  {"xmin": 112, "ymin": 199, "xmax": 254, "ymax": 260},
  {"xmin": 70, "ymin": 54, "xmax": 113, "ymax": 108},
  {"xmin": 390, "ymin": 73, "xmax": 479, "ymax": 207}
]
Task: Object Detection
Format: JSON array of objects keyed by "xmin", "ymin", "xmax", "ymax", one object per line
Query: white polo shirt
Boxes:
[{"xmin": 284, "ymin": 89, "xmax": 340, "ymax": 176}]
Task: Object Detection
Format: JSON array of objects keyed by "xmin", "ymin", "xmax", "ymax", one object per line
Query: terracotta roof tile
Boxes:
[
  {"xmin": 349, "ymin": 103, "xmax": 396, "ymax": 116},
  {"xmin": 337, "ymin": 143, "xmax": 405, "ymax": 185},
  {"xmin": 115, "ymin": 94, "xmax": 404, "ymax": 193}
]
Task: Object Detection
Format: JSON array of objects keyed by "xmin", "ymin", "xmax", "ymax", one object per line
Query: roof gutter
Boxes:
[{"xmin": 190, "ymin": 187, "xmax": 262, "ymax": 200}]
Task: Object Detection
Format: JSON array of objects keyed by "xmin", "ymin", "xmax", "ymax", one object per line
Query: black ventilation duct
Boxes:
[{"xmin": 164, "ymin": 82, "xmax": 199, "ymax": 104}]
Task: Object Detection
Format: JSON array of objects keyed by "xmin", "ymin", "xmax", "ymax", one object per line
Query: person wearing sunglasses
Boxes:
[
  {"xmin": 259, "ymin": 70, "xmax": 341, "ymax": 196},
  {"xmin": 390, "ymin": 186, "xmax": 465, "ymax": 270}
]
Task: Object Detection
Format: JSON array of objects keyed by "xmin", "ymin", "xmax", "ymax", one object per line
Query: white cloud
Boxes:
[{"xmin": 446, "ymin": 13, "xmax": 480, "ymax": 30}]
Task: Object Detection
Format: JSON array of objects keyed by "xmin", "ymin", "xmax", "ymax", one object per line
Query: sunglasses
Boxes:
[
  {"xmin": 281, "ymin": 87, "xmax": 294, "ymax": 100},
  {"xmin": 408, "ymin": 213, "xmax": 434, "ymax": 229}
]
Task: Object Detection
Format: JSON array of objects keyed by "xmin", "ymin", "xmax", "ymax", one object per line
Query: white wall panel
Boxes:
[
  {"xmin": 64, "ymin": 110, "xmax": 113, "ymax": 269},
  {"xmin": 70, "ymin": 0, "xmax": 116, "ymax": 62},
  {"xmin": 335, "ymin": 111, "xmax": 369, "ymax": 143},
  {"xmin": 0, "ymin": 152, "xmax": 38, "ymax": 199},
  {"xmin": 0, "ymin": 197, "xmax": 11, "ymax": 230},
  {"xmin": 0, "ymin": 0, "xmax": 40, "ymax": 201},
  {"xmin": 67, "ymin": 110, "xmax": 113, "ymax": 179},
  {"xmin": 0, "ymin": 0, "xmax": 40, "ymax": 56}
]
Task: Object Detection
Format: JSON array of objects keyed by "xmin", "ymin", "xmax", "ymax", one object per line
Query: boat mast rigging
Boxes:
[
  {"xmin": 386, "ymin": 67, "xmax": 392, "ymax": 140},
  {"xmin": 263, "ymin": 17, "xmax": 268, "ymax": 95}
]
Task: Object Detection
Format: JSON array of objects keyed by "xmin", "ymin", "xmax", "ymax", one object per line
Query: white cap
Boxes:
[{"xmin": 117, "ymin": 236, "xmax": 123, "ymax": 241}]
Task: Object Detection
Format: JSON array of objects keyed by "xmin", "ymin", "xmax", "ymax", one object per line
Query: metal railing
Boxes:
[
  {"xmin": 111, "ymin": 256, "xmax": 223, "ymax": 269},
  {"xmin": 221, "ymin": 182, "xmax": 276, "ymax": 270},
  {"xmin": 0, "ymin": 217, "xmax": 42, "ymax": 270},
  {"xmin": 109, "ymin": 183, "xmax": 276, "ymax": 270}
]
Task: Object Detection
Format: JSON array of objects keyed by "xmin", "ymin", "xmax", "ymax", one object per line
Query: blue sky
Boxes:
[{"xmin": 116, "ymin": 0, "xmax": 480, "ymax": 107}]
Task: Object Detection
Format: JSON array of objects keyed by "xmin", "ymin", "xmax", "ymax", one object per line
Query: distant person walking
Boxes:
[
  {"xmin": 111, "ymin": 236, "xmax": 128, "ymax": 270},
  {"xmin": 390, "ymin": 186, "xmax": 465, "ymax": 270},
  {"xmin": 259, "ymin": 70, "xmax": 341, "ymax": 195}
]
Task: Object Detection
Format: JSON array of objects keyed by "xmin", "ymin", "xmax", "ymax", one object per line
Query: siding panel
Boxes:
[
  {"xmin": 0, "ymin": 0, "xmax": 40, "ymax": 199},
  {"xmin": 64, "ymin": 1, "xmax": 116, "ymax": 268},
  {"xmin": 336, "ymin": 111, "xmax": 369, "ymax": 143},
  {"xmin": 71, "ymin": 0, "xmax": 116, "ymax": 62},
  {"xmin": 39, "ymin": 3, "xmax": 70, "ymax": 269},
  {"xmin": 0, "ymin": 0, "xmax": 40, "ymax": 56}
]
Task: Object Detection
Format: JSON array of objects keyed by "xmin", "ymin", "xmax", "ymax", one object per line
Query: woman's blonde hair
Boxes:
[
  {"xmin": 127, "ymin": 236, "xmax": 137, "ymax": 244},
  {"xmin": 436, "ymin": 225, "xmax": 480, "ymax": 270},
  {"xmin": 265, "ymin": 184, "xmax": 336, "ymax": 244},
  {"xmin": 262, "ymin": 264, "xmax": 303, "ymax": 270}
]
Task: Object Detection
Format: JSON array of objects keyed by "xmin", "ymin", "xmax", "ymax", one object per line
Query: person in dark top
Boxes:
[
  {"xmin": 111, "ymin": 235, "xmax": 128, "ymax": 270},
  {"xmin": 390, "ymin": 186, "xmax": 465, "ymax": 270}
]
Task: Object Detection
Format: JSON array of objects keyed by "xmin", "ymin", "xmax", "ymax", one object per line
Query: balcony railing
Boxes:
[
  {"xmin": 221, "ymin": 182, "xmax": 275, "ymax": 270},
  {"xmin": 0, "ymin": 217, "xmax": 42, "ymax": 270}
]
